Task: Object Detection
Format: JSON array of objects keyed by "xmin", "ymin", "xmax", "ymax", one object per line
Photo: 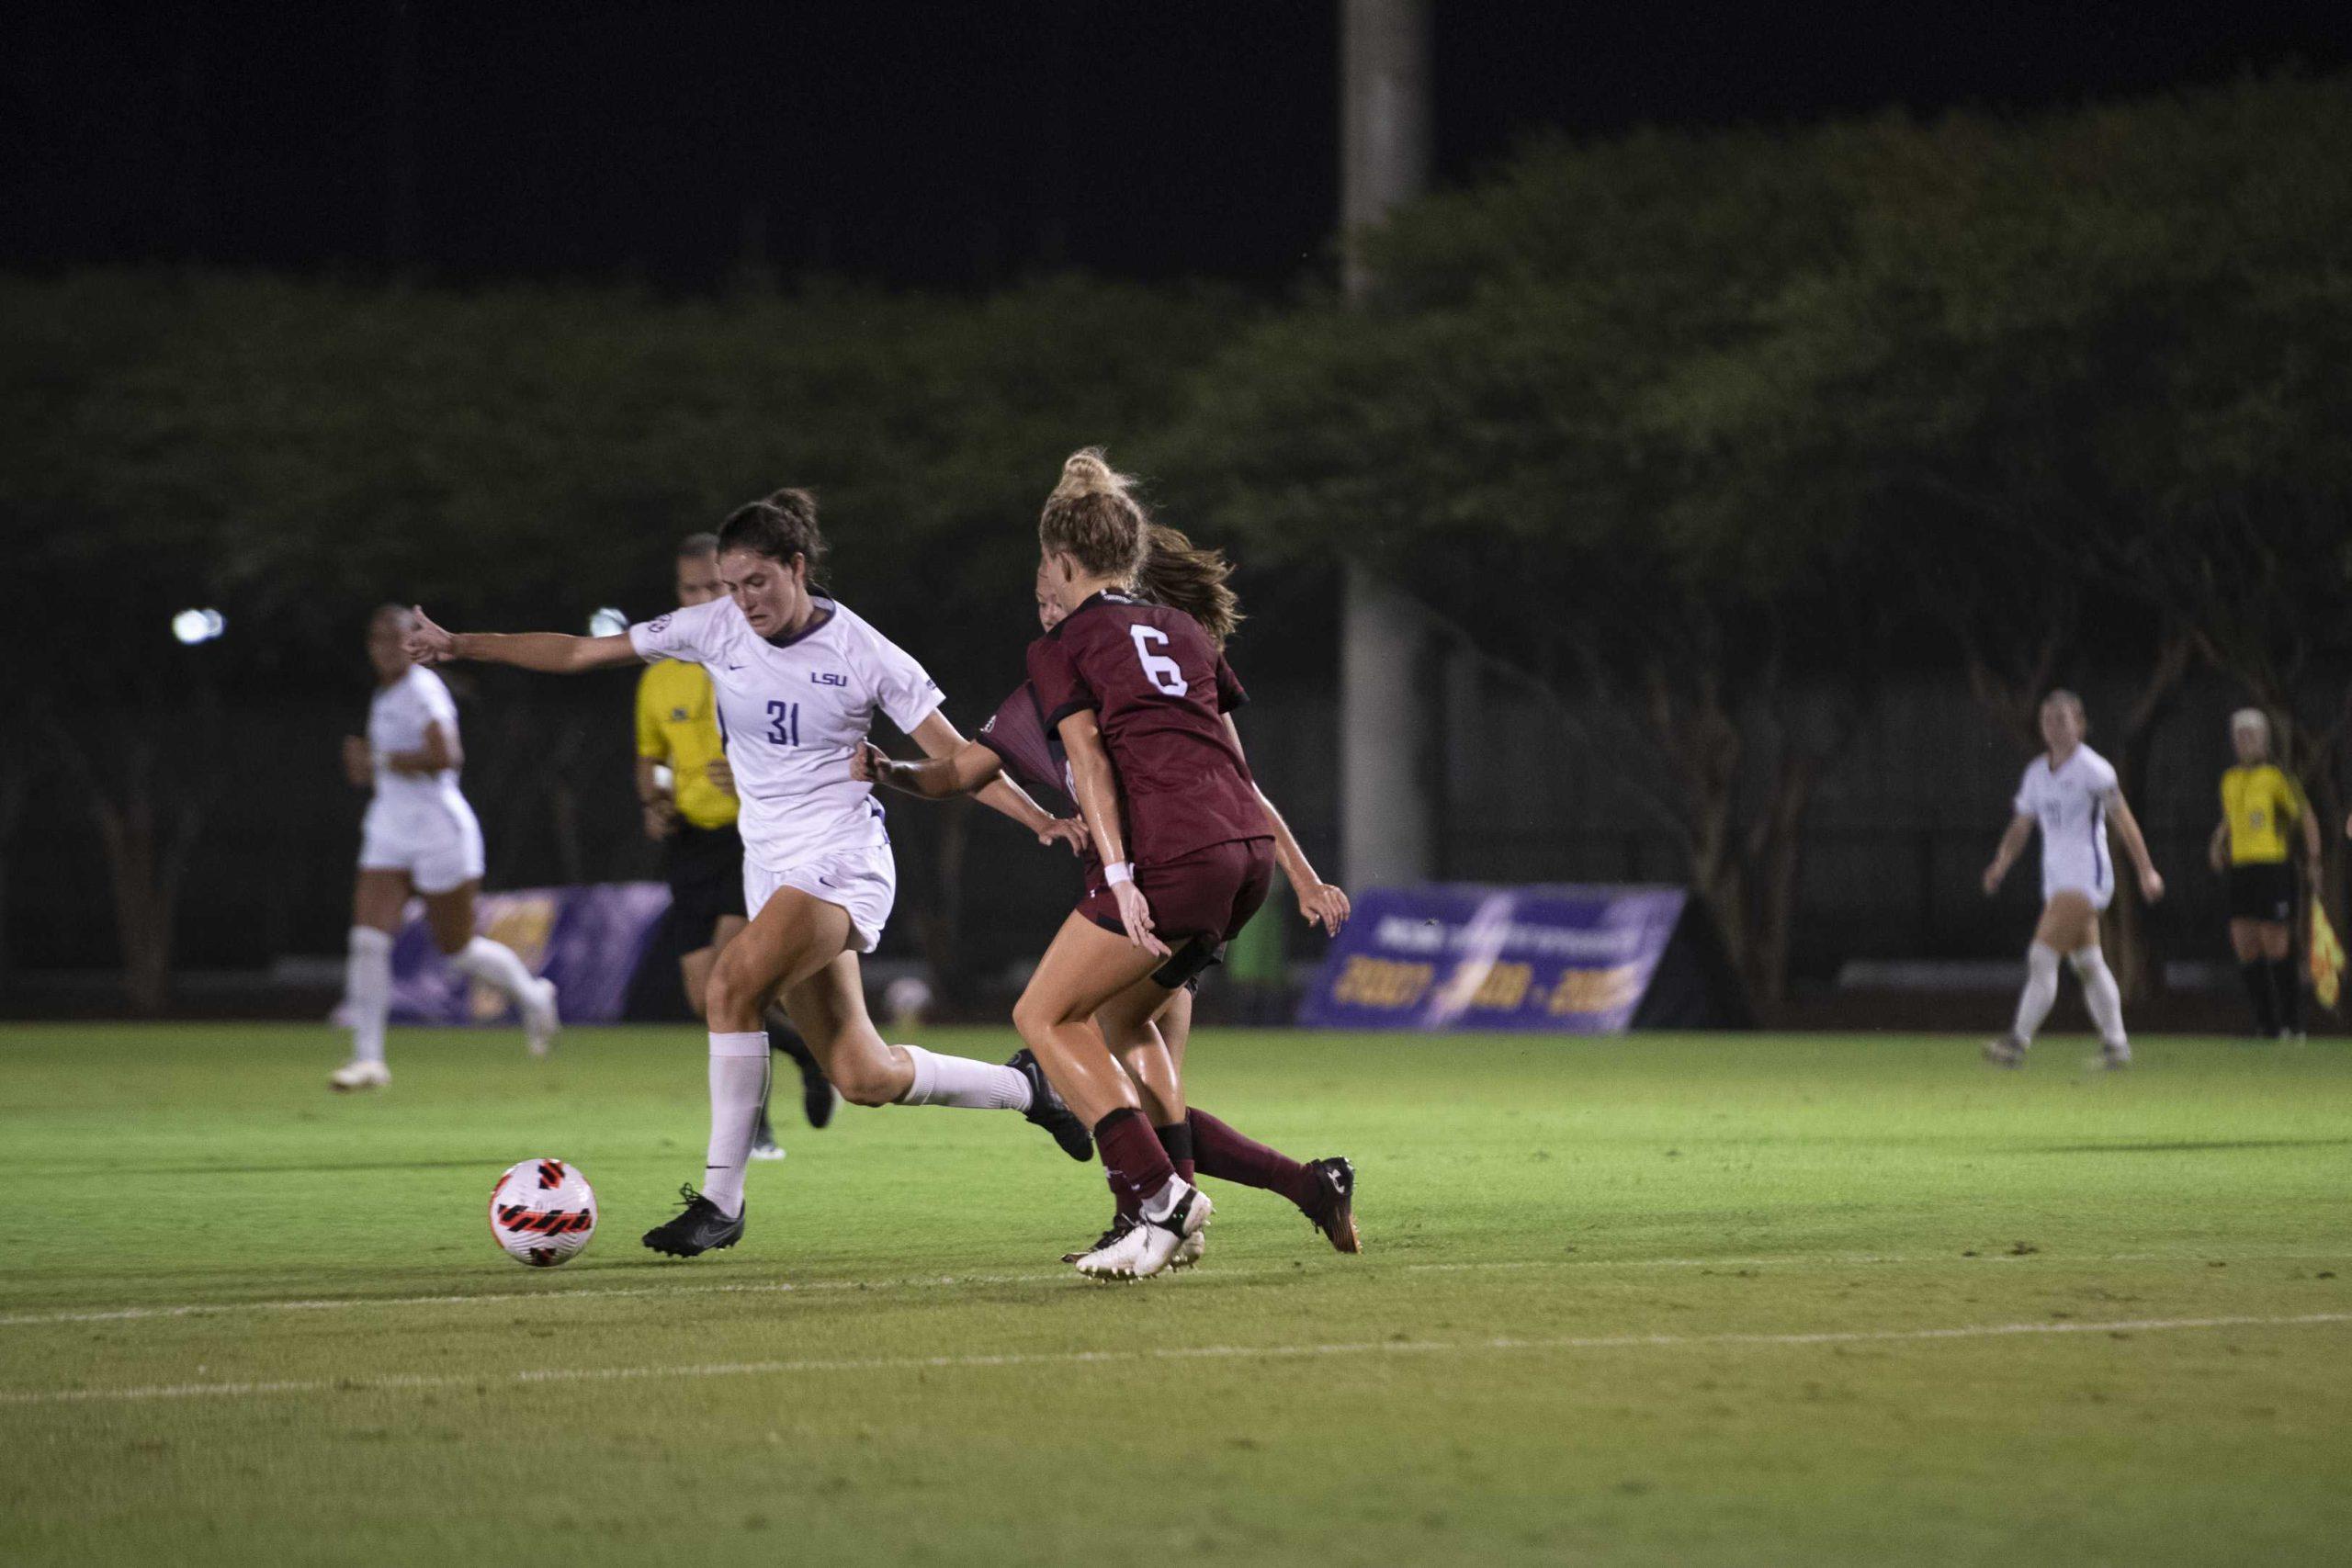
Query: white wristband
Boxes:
[{"xmin": 1104, "ymin": 862, "xmax": 1135, "ymax": 887}]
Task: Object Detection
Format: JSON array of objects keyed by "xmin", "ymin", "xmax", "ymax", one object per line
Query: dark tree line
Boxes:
[{"xmin": 7, "ymin": 74, "xmax": 2350, "ymax": 1013}]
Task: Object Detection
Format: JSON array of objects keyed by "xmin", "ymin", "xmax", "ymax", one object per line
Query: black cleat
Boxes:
[
  {"xmin": 1008, "ymin": 1049, "xmax": 1092, "ymax": 1160},
  {"xmin": 1062, "ymin": 1214, "xmax": 1136, "ymax": 1266},
  {"xmin": 1301, "ymin": 1156, "xmax": 1360, "ymax": 1254},
  {"xmin": 641, "ymin": 1185, "xmax": 745, "ymax": 1258},
  {"xmin": 769, "ymin": 1024, "xmax": 836, "ymax": 1128},
  {"xmin": 797, "ymin": 1055, "xmax": 837, "ymax": 1129}
]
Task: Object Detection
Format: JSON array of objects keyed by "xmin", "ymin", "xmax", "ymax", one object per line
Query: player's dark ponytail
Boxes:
[
  {"xmin": 1136, "ymin": 524, "xmax": 1243, "ymax": 649},
  {"xmin": 718, "ymin": 489, "xmax": 826, "ymax": 586}
]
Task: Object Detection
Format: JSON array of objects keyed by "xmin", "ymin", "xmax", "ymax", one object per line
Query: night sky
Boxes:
[{"xmin": 10, "ymin": 2, "xmax": 2348, "ymax": 291}]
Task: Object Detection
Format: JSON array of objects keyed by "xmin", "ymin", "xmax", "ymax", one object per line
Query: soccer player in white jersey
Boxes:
[
  {"xmin": 1980, "ymin": 690, "xmax": 2165, "ymax": 1069},
  {"xmin": 332, "ymin": 605, "xmax": 559, "ymax": 1090},
  {"xmin": 402, "ymin": 490, "xmax": 1092, "ymax": 1258}
]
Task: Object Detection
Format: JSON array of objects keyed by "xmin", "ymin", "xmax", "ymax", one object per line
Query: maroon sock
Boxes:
[
  {"xmin": 1093, "ymin": 1108, "xmax": 1178, "ymax": 1213},
  {"xmin": 1104, "ymin": 1158, "xmax": 1139, "ymax": 1223},
  {"xmin": 1189, "ymin": 1108, "xmax": 1317, "ymax": 1210},
  {"xmin": 1154, "ymin": 1122, "xmax": 1196, "ymax": 1187}
]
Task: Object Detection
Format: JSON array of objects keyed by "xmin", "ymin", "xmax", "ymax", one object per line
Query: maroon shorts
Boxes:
[{"xmin": 1080, "ymin": 837, "xmax": 1275, "ymax": 951}]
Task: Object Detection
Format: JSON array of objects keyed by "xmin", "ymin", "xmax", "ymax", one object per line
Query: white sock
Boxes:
[
  {"xmin": 345, "ymin": 927, "xmax": 393, "ymax": 1065},
  {"xmin": 2073, "ymin": 946, "xmax": 2129, "ymax": 1049},
  {"xmin": 896, "ymin": 1045, "xmax": 1033, "ymax": 1111},
  {"xmin": 703, "ymin": 1032, "xmax": 770, "ymax": 1219},
  {"xmin": 2012, "ymin": 942, "xmax": 2061, "ymax": 1044},
  {"xmin": 448, "ymin": 934, "xmax": 537, "ymax": 1006}
]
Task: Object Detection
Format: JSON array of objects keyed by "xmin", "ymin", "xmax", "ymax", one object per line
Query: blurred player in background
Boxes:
[
  {"xmin": 859, "ymin": 539, "xmax": 1357, "ymax": 1268},
  {"xmin": 636, "ymin": 532, "xmax": 835, "ymax": 1158},
  {"xmin": 1981, "ymin": 690, "xmax": 2165, "ymax": 1070},
  {"xmin": 332, "ymin": 605, "xmax": 559, "ymax": 1091},
  {"xmin": 2209, "ymin": 708, "xmax": 2319, "ymax": 1040},
  {"xmin": 405, "ymin": 489, "xmax": 1091, "ymax": 1260}
]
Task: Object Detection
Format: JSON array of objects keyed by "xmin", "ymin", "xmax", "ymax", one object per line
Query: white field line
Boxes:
[
  {"xmin": 6, "ymin": 1312, "xmax": 2347, "ymax": 1408},
  {"xmin": 4, "ymin": 1248, "xmax": 2346, "ymax": 1331}
]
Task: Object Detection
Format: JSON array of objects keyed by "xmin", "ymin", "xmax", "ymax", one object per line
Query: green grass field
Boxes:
[{"xmin": 2, "ymin": 1023, "xmax": 2347, "ymax": 1566}]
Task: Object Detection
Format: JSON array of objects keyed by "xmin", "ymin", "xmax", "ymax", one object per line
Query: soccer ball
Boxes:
[{"xmin": 489, "ymin": 1158, "xmax": 597, "ymax": 1267}]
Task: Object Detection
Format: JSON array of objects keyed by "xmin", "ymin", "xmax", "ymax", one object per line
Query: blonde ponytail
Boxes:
[{"xmin": 1039, "ymin": 446, "xmax": 1149, "ymax": 580}]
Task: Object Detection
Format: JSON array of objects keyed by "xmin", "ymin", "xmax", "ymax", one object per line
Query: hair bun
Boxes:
[{"xmin": 1055, "ymin": 448, "xmax": 1119, "ymax": 500}]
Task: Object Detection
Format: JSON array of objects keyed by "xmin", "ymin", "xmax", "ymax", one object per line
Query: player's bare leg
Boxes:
[
  {"xmin": 646, "ymin": 890, "xmax": 852, "ymax": 1256},
  {"xmin": 692, "ymin": 911, "xmax": 815, "ymax": 1159},
  {"xmin": 1060, "ymin": 982, "xmax": 1189, "ymax": 1263},
  {"xmin": 1988, "ymin": 891, "xmax": 2098, "ymax": 1067},
  {"xmin": 775, "ymin": 943, "xmax": 1081, "ymax": 1153},
  {"xmin": 1016, "ymin": 915, "xmax": 1211, "ymax": 1280},
  {"xmin": 423, "ymin": 879, "xmax": 559, "ymax": 1056}
]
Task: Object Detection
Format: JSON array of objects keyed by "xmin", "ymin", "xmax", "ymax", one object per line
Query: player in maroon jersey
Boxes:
[
  {"xmin": 856, "ymin": 547, "xmax": 1359, "ymax": 1265},
  {"xmin": 1005, "ymin": 448, "xmax": 1334, "ymax": 1279}
]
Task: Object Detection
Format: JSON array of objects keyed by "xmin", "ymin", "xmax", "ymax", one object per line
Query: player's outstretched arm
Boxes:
[
  {"xmin": 898, "ymin": 713, "xmax": 1086, "ymax": 855},
  {"xmin": 404, "ymin": 606, "xmax": 641, "ymax": 675},
  {"xmin": 855, "ymin": 738, "xmax": 1001, "ymax": 799},
  {"xmin": 1221, "ymin": 714, "xmax": 1349, "ymax": 934},
  {"xmin": 2106, "ymin": 792, "xmax": 2165, "ymax": 902},
  {"xmin": 1983, "ymin": 813, "xmax": 2034, "ymax": 897}
]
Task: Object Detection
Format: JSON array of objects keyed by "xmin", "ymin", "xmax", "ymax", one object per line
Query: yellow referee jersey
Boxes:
[
  {"xmin": 2221, "ymin": 763, "xmax": 2302, "ymax": 865},
  {"xmin": 636, "ymin": 660, "xmax": 736, "ymax": 830}
]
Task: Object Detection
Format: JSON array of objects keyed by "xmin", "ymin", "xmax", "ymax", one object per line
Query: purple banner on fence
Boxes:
[
  {"xmin": 388, "ymin": 882, "xmax": 671, "ymax": 1025},
  {"xmin": 1297, "ymin": 885, "xmax": 1687, "ymax": 1033}
]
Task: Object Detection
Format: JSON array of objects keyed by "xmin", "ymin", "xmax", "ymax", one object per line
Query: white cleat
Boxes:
[
  {"xmin": 522, "ymin": 977, "xmax": 560, "ymax": 1058},
  {"xmin": 1169, "ymin": 1228, "xmax": 1207, "ymax": 1269},
  {"xmin": 2095, "ymin": 1041, "xmax": 2132, "ymax": 1071},
  {"xmin": 1074, "ymin": 1180, "xmax": 1212, "ymax": 1282},
  {"xmin": 329, "ymin": 1058, "xmax": 390, "ymax": 1092}
]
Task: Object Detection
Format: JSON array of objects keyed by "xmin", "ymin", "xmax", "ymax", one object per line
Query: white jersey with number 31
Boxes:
[
  {"xmin": 628, "ymin": 596, "xmax": 942, "ymax": 872},
  {"xmin": 2013, "ymin": 743, "xmax": 2119, "ymax": 908}
]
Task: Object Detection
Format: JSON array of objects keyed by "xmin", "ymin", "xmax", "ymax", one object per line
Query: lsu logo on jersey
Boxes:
[{"xmin": 811, "ymin": 671, "xmax": 847, "ymax": 687}]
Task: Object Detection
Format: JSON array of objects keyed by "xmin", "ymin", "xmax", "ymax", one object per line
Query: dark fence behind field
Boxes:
[{"xmin": 2, "ymin": 659, "xmax": 2290, "ymax": 1009}]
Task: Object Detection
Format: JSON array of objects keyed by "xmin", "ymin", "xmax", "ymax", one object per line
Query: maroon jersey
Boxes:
[
  {"xmin": 974, "ymin": 682, "xmax": 1075, "ymax": 818},
  {"xmin": 1024, "ymin": 592, "xmax": 1266, "ymax": 865}
]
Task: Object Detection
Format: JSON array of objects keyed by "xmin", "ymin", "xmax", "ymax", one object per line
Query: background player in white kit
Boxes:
[
  {"xmin": 402, "ymin": 491, "xmax": 1091, "ymax": 1258},
  {"xmin": 1980, "ymin": 690, "xmax": 2165, "ymax": 1069},
  {"xmin": 332, "ymin": 605, "xmax": 559, "ymax": 1090}
]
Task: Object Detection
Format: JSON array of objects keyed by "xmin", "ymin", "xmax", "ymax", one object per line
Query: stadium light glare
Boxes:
[
  {"xmin": 172, "ymin": 607, "xmax": 228, "ymax": 645},
  {"xmin": 588, "ymin": 606, "xmax": 628, "ymax": 637}
]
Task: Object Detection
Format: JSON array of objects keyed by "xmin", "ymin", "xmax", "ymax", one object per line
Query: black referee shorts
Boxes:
[
  {"xmin": 2226, "ymin": 862, "xmax": 2295, "ymax": 925},
  {"xmin": 667, "ymin": 820, "xmax": 749, "ymax": 951}
]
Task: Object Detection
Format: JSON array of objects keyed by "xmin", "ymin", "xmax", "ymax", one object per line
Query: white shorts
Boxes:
[
  {"xmin": 2043, "ymin": 877, "xmax": 2114, "ymax": 913},
  {"xmin": 359, "ymin": 803, "xmax": 485, "ymax": 896},
  {"xmin": 744, "ymin": 842, "xmax": 897, "ymax": 954}
]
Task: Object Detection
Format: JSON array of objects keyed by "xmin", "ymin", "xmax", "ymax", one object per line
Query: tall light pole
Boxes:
[{"xmin": 1339, "ymin": 0, "xmax": 1434, "ymax": 890}]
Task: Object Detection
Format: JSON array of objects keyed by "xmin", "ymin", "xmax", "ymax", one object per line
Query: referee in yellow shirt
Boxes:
[
  {"xmin": 2208, "ymin": 708, "xmax": 2320, "ymax": 1039},
  {"xmin": 638, "ymin": 533, "xmax": 834, "ymax": 1151}
]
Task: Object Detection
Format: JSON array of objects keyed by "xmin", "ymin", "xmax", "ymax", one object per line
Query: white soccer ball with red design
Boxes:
[{"xmin": 489, "ymin": 1158, "xmax": 598, "ymax": 1267}]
